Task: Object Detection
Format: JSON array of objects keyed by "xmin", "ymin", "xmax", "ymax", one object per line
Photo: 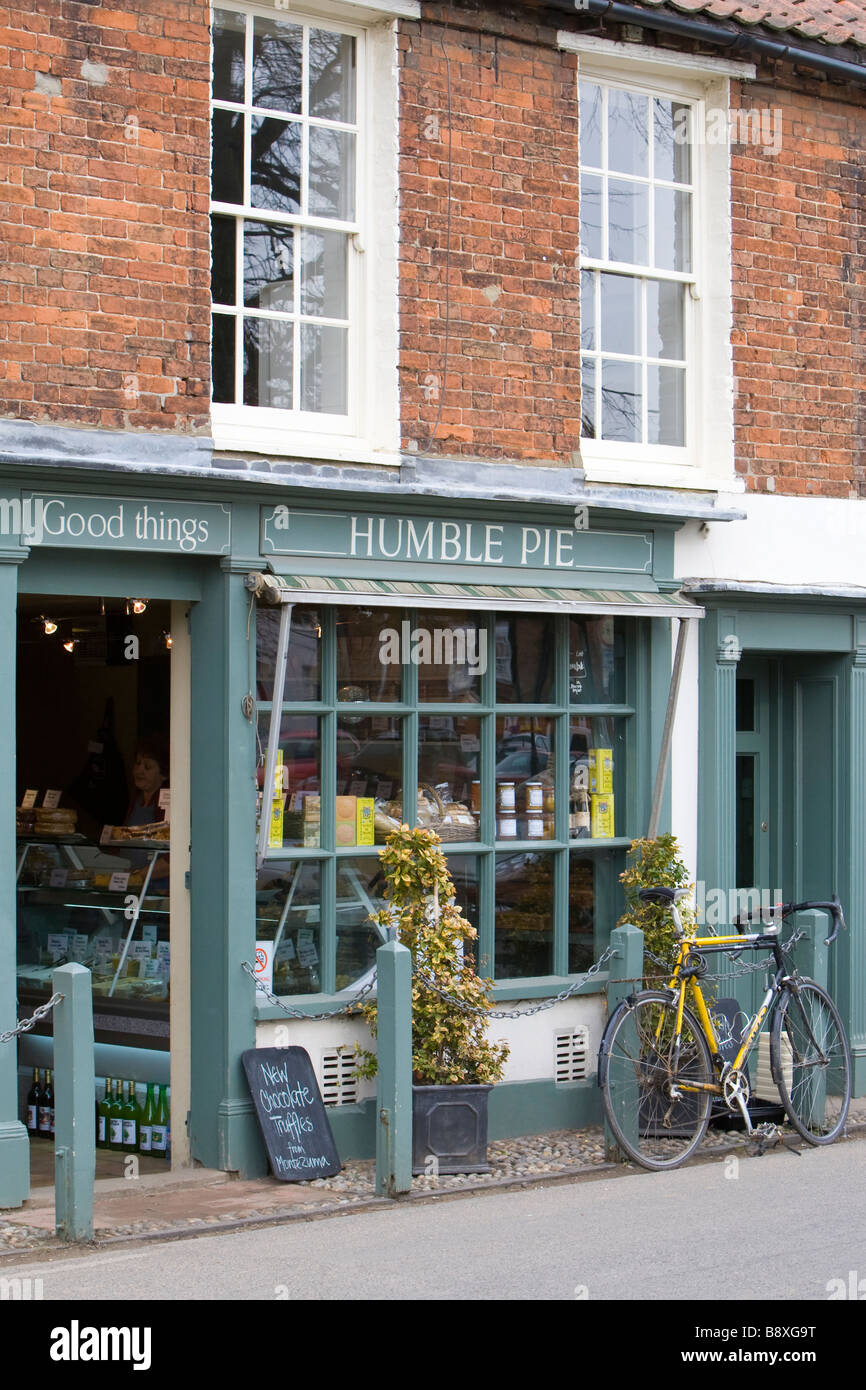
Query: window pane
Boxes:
[
  {"xmin": 336, "ymin": 857, "xmax": 386, "ymax": 990},
  {"xmin": 646, "ymin": 279, "xmax": 684, "ymax": 361},
  {"xmin": 244, "ymin": 221, "xmax": 294, "ymax": 312},
  {"xmin": 579, "ymin": 172, "xmax": 602, "ymax": 259},
  {"xmin": 569, "ymin": 854, "xmax": 595, "ymax": 973},
  {"xmin": 647, "ymin": 364, "xmax": 685, "ymax": 446},
  {"xmin": 654, "ymin": 99, "xmax": 691, "ymax": 184},
  {"xmin": 569, "ymin": 617, "xmax": 625, "ymax": 704},
  {"xmin": 415, "ymin": 610, "xmax": 485, "ymax": 703},
  {"xmin": 256, "ymin": 860, "xmax": 321, "ymax": 995},
  {"xmin": 336, "ymin": 606, "xmax": 402, "ymax": 703},
  {"xmin": 496, "ymin": 716, "xmax": 554, "ymax": 840},
  {"xmin": 599, "ymin": 273, "xmax": 640, "ymax": 357},
  {"xmin": 447, "ymin": 857, "xmax": 480, "ymax": 943},
  {"xmin": 419, "ymin": 715, "xmax": 480, "ymax": 840},
  {"xmin": 211, "ymin": 314, "xmax": 235, "ymax": 403},
  {"xmin": 309, "ymin": 29, "xmax": 356, "ymax": 122},
  {"xmin": 252, "ymin": 16, "xmax": 302, "ymax": 113},
  {"xmin": 579, "ymin": 81, "xmax": 602, "ymax": 168},
  {"xmin": 569, "ymin": 715, "xmax": 626, "ymax": 838},
  {"xmin": 601, "ymin": 359, "xmax": 641, "ymax": 442},
  {"xmin": 300, "ymin": 324, "xmax": 347, "ymax": 414},
  {"xmin": 243, "ymin": 318, "xmax": 293, "ymax": 409},
  {"xmin": 580, "ymin": 269, "xmax": 595, "ymax": 350},
  {"xmin": 257, "ymin": 714, "xmax": 321, "ymax": 849},
  {"xmin": 736, "ymin": 678, "xmax": 756, "ymax": 733},
  {"xmin": 608, "ymin": 179, "xmax": 649, "ymax": 265},
  {"xmin": 301, "ymin": 230, "xmax": 348, "ymax": 319},
  {"xmin": 211, "ymin": 215, "xmax": 237, "ymax": 305},
  {"xmin": 211, "ymin": 109, "xmax": 244, "ymax": 205},
  {"xmin": 250, "ymin": 116, "xmax": 301, "ymax": 214},
  {"xmin": 654, "ymin": 187, "xmax": 691, "ymax": 272},
  {"xmin": 255, "ymin": 605, "xmax": 321, "ymax": 702},
  {"xmin": 212, "ymin": 9, "xmax": 245, "ymax": 103},
  {"xmin": 581, "ymin": 357, "xmax": 596, "ymax": 439},
  {"xmin": 495, "ymin": 852, "xmax": 554, "ymax": 978},
  {"xmin": 345, "ymin": 716, "xmax": 403, "ymax": 839},
  {"xmin": 308, "ymin": 127, "xmax": 356, "ymax": 220},
  {"xmin": 608, "ymin": 89, "xmax": 649, "ymax": 177},
  {"xmin": 494, "ymin": 615, "xmax": 555, "ymax": 703}
]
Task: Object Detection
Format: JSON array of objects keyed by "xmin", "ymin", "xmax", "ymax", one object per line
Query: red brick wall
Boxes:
[
  {"xmin": 0, "ymin": 0, "xmax": 211, "ymax": 433},
  {"xmin": 730, "ymin": 77, "xmax": 866, "ymax": 498},
  {"xmin": 398, "ymin": 4, "xmax": 581, "ymax": 464}
]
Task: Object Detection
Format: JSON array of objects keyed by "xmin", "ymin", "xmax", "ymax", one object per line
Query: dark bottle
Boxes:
[
  {"xmin": 26, "ymin": 1068, "xmax": 41, "ymax": 1133},
  {"xmin": 138, "ymin": 1083, "xmax": 155, "ymax": 1155},
  {"xmin": 109, "ymin": 1079, "xmax": 125, "ymax": 1152},
  {"xmin": 37, "ymin": 1069, "xmax": 53, "ymax": 1139},
  {"xmin": 122, "ymin": 1081, "xmax": 139, "ymax": 1152},
  {"xmin": 97, "ymin": 1078, "xmax": 112, "ymax": 1149}
]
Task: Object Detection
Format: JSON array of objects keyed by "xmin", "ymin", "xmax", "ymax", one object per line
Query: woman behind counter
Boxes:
[{"xmin": 125, "ymin": 738, "xmax": 169, "ymax": 829}]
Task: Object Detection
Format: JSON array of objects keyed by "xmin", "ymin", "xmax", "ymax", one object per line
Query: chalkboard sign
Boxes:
[{"xmin": 242, "ymin": 1047, "xmax": 342, "ymax": 1182}]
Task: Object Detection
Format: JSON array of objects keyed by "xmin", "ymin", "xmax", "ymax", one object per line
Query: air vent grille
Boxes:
[
  {"xmin": 555, "ymin": 1027, "xmax": 589, "ymax": 1083},
  {"xmin": 321, "ymin": 1049, "xmax": 358, "ymax": 1106}
]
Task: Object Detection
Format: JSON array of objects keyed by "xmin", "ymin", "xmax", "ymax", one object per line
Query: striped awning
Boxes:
[{"xmin": 269, "ymin": 574, "xmax": 704, "ymax": 618}]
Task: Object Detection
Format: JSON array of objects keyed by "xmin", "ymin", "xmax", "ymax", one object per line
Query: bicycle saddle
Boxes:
[{"xmin": 638, "ymin": 886, "xmax": 690, "ymax": 905}]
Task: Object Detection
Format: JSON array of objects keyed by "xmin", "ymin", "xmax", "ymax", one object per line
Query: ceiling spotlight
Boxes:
[
  {"xmin": 62, "ymin": 639, "xmax": 77, "ymax": 654},
  {"xmin": 163, "ymin": 631, "xmax": 173, "ymax": 649},
  {"xmin": 42, "ymin": 617, "xmax": 58, "ymax": 635},
  {"xmin": 131, "ymin": 599, "xmax": 148, "ymax": 615}
]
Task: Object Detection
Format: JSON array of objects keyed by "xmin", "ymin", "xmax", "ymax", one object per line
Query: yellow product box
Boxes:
[
  {"xmin": 268, "ymin": 753, "xmax": 286, "ymax": 849},
  {"xmin": 589, "ymin": 748, "xmax": 613, "ymax": 795},
  {"xmin": 590, "ymin": 793, "xmax": 615, "ymax": 840},
  {"xmin": 303, "ymin": 795, "xmax": 321, "ymax": 821},
  {"xmin": 356, "ymin": 797, "xmax": 375, "ymax": 845}
]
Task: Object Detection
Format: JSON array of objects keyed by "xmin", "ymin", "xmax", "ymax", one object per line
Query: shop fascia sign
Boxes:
[
  {"xmin": 0, "ymin": 494, "xmax": 230, "ymax": 555},
  {"xmin": 261, "ymin": 504, "xmax": 652, "ymax": 574}
]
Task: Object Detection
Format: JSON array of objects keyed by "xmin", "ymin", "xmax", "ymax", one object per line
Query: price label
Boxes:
[
  {"xmin": 47, "ymin": 934, "xmax": 68, "ymax": 962},
  {"xmin": 296, "ymin": 929, "xmax": 319, "ymax": 969},
  {"xmin": 158, "ymin": 789, "xmax": 171, "ymax": 822},
  {"xmin": 130, "ymin": 942, "xmax": 153, "ymax": 961},
  {"xmin": 142, "ymin": 923, "xmax": 158, "ymax": 945},
  {"xmin": 42, "ymin": 789, "xmax": 62, "ymax": 810},
  {"xmin": 21, "ymin": 790, "xmax": 39, "ymax": 810},
  {"xmin": 460, "ymin": 734, "xmax": 480, "ymax": 753},
  {"xmin": 70, "ymin": 934, "xmax": 89, "ymax": 962},
  {"xmin": 108, "ymin": 871, "xmax": 130, "ymax": 892},
  {"xmin": 48, "ymin": 868, "xmax": 68, "ymax": 888},
  {"xmin": 276, "ymin": 938, "xmax": 296, "ymax": 962}
]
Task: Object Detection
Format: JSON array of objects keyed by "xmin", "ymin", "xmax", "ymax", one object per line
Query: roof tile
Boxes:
[{"xmin": 628, "ymin": 1, "xmax": 866, "ymax": 48}]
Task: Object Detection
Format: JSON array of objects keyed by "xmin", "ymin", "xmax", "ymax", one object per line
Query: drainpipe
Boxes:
[{"xmin": 549, "ymin": 0, "xmax": 866, "ymax": 87}]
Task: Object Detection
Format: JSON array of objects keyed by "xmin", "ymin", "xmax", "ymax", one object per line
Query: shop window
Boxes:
[{"xmin": 256, "ymin": 607, "xmax": 639, "ymax": 993}]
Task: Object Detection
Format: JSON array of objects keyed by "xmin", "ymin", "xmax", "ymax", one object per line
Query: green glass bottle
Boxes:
[
  {"xmin": 37, "ymin": 1069, "xmax": 53, "ymax": 1139},
  {"xmin": 97, "ymin": 1078, "xmax": 112, "ymax": 1149},
  {"xmin": 108, "ymin": 1078, "xmax": 125, "ymax": 1152},
  {"xmin": 138, "ymin": 1082, "xmax": 155, "ymax": 1155},
  {"xmin": 122, "ymin": 1081, "xmax": 139, "ymax": 1151},
  {"xmin": 151, "ymin": 1084, "xmax": 168, "ymax": 1156}
]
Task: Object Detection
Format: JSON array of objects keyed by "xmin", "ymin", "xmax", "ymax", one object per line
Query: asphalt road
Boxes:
[{"xmin": 5, "ymin": 1134, "xmax": 866, "ymax": 1303}]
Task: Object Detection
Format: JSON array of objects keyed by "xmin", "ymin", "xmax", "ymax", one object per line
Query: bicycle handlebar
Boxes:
[{"xmin": 734, "ymin": 894, "xmax": 846, "ymax": 946}]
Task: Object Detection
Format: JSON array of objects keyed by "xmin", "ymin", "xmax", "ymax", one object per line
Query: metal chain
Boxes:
[
  {"xmin": 241, "ymin": 960, "xmax": 377, "ymax": 1019},
  {"xmin": 411, "ymin": 945, "xmax": 618, "ymax": 1020},
  {"xmin": 0, "ymin": 993, "xmax": 63, "ymax": 1045}
]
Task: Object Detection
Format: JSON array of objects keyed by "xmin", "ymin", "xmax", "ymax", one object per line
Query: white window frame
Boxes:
[
  {"xmin": 210, "ymin": 0, "xmax": 413, "ymax": 466},
  {"xmin": 561, "ymin": 33, "xmax": 752, "ymax": 493}
]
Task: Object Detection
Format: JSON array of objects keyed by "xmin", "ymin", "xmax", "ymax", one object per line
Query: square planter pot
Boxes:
[{"xmin": 412, "ymin": 1083, "xmax": 493, "ymax": 1175}]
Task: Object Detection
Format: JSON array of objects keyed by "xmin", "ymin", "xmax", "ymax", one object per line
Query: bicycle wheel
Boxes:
[
  {"xmin": 771, "ymin": 980, "xmax": 851, "ymax": 1143},
  {"xmin": 599, "ymin": 990, "xmax": 714, "ymax": 1170}
]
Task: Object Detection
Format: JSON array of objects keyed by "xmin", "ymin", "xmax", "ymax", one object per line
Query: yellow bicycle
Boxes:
[{"xmin": 598, "ymin": 888, "xmax": 852, "ymax": 1170}]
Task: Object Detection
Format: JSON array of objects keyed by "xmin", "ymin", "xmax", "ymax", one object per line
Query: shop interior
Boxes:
[{"xmin": 15, "ymin": 594, "xmax": 172, "ymax": 1172}]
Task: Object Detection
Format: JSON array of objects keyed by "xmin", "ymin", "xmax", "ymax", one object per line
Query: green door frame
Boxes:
[{"xmin": 699, "ymin": 601, "xmax": 866, "ymax": 1095}]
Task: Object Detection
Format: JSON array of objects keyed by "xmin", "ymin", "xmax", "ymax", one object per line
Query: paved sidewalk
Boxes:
[{"xmin": 4, "ymin": 1101, "xmax": 865, "ymax": 1259}]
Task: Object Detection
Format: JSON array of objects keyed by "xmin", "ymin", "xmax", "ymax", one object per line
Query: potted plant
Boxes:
[
  {"xmin": 618, "ymin": 834, "xmax": 697, "ymax": 982},
  {"xmin": 355, "ymin": 824, "xmax": 509, "ymax": 1174}
]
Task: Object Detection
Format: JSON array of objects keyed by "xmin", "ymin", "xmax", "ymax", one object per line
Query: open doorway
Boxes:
[{"xmin": 15, "ymin": 594, "xmax": 174, "ymax": 1180}]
